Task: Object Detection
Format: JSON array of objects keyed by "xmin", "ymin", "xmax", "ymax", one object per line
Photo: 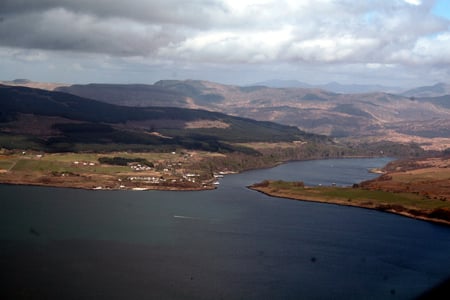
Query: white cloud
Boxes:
[
  {"xmin": 366, "ymin": 63, "xmax": 395, "ymax": 69},
  {"xmin": 12, "ymin": 49, "xmax": 49, "ymax": 62},
  {"xmin": 403, "ymin": 0, "xmax": 422, "ymax": 6},
  {"xmin": 70, "ymin": 63, "xmax": 84, "ymax": 71},
  {"xmin": 411, "ymin": 33, "xmax": 450, "ymax": 64}
]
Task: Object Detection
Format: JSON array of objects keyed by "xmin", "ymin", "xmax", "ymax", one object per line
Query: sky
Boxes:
[{"xmin": 0, "ymin": 0, "xmax": 450, "ymax": 88}]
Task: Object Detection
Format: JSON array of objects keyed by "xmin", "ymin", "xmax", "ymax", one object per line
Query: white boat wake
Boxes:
[{"xmin": 173, "ymin": 215, "xmax": 197, "ymax": 219}]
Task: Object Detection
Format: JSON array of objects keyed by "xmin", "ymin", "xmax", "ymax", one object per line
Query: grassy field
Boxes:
[
  {"xmin": 265, "ymin": 181, "xmax": 450, "ymax": 210},
  {"xmin": 0, "ymin": 159, "xmax": 14, "ymax": 170},
  {"xmin": 389, "ymin": 168, "xmax": 450, "ymax": 182}
]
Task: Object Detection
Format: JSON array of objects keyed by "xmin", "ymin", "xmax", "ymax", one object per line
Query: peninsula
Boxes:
[{"xmin": 249, "ymin": 156, "xmax": 450, "ymax": 226}]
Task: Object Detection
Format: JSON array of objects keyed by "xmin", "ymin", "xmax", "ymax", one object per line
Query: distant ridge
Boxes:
[
  {"xmin": 251, "ymin": 79, "xmax": 312, "ymax": 89},
  {"xmin": 402, "ymin": 83, "xmax": 450, "ymax": 98},
  {"xmin": 11, "ymin": 79, "xmax": 31, "ymax": 84},
  {"xmin": 0, "ymin": 79, "xmax": 68, "ymax": 91},
  {"xmin": 4, "ymin": 79, "xmax": 450, "ymax": 150},
  {"xmin": 250, "ymin": 79, "xmax": 403, "ymax": 94}
]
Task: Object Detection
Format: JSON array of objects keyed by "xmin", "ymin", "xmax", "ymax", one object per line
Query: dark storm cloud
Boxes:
[
  {"xmin": 0, "ymin": 8, "xmax": 177, "ymax": 55},
  {"xmin": 0, "ymin": 0, "xmax": 225, "ymax": 27},
  {"xmin": 0, "ymin": 0, "xmax": 226, "ymax": 55}
]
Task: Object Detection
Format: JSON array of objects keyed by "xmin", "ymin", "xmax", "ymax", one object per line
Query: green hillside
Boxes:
[{"xmin": 0, "ymin": 85, "xmax": 322, "ymax": 153}]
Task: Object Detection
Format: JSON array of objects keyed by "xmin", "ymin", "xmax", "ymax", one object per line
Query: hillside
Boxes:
[
  {"xmin": 0, "ymin": 84, "xmax": 316, "ymax": 153},
  {"xmin": 57, "ymin": 84, "xmax": 189, "ymax": 108},
  {"xmin": 56, "ymin": 80, "xmax": 450, "ymax": 150}
]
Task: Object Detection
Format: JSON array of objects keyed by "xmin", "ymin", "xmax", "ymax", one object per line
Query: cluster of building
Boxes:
[
  {"xmin": 73, "ymin": 161, "xmax": 96, "ymax": 166},
  {"xmin": 129, "ymin": 163, "xmax": 152, "ymax": 171},
  {"xmin": 184, "ymin": 173, "xmax": 200, "ymax": 183},
  {"xmin": 127, "ymin": 176, "xmax": 165, "ymax": 184}
]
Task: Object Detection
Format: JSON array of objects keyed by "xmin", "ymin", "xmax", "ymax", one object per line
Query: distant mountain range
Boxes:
[
  {"xmin": 2, "ymin": 79, "xmax": 450, "ymax": 150},
  {"xmin": 4, "ymin": 77, "xmax": 450, "ymax": 96},
  {"xmin": 251, "ymin": 79, "xmax": 405, "ymax": 94},
  {"xmin": 53, "ymin": 80, "xmax": 450, "ymax": 147},
  {"xmin": 252, "ymin": 80, "xmax": 450, "ymax": 97}
]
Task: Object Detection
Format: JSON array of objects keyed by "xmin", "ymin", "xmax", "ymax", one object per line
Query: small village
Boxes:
[
  {"xmin": 0, "ymin": 149, "xmax": 237, "ymax": 191},
  {"xmin": 68, "ymin": 151, "xmax": 233, "ymax": 190},
  {"xmin": 123, "ymin": 162, "xmax": 225, "ymax": 190}
]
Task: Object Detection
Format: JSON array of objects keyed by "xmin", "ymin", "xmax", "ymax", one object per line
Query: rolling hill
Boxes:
[
  {"xmin": 55, "ymin": 80, "xmax": 450, "ymax": 150},
  {"xmin": 402, "ymin": 83, "xmax": 450, "ymax": 98},
  {"xmin": 0, "ymin": 79, "xmax": 68, "ymax": 91},
  {"xmin": 57, "ymin": 83, "xmax": 189, "ymax": 107}
]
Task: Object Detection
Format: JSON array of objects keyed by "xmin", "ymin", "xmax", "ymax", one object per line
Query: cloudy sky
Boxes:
[{"xmin": 1, "ymin": 0, "xmax": 449, "ymax": 87}]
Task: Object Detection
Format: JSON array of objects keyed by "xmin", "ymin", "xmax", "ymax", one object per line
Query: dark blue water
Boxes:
[{"xmin": 1, "ymin": 157, "xmax": 449, "ymax": 299}]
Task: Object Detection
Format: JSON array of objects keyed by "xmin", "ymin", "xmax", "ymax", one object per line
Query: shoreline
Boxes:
[
  {"xmin": 0, "ymin": 179, "xmax": 217, "ymax": 192},
  {"xmin": 3, "ymin": 153, "xmax": 450, "ymax": 226},
  {"xmin": 0, "ymin": 158, "xmax": 372, "ymax": 192},
  {"xmin": 248, "ymin": 185, "xmax": 450, "ymax": 227},
  {"xmin": 0, "ymin": 149, "xmax": 392, "ymax": 192}
]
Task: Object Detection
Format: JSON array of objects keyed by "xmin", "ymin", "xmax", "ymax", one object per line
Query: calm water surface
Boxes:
[{"xmin": 1, "ymin": 157, "xmax": 450, "ymax": 299}]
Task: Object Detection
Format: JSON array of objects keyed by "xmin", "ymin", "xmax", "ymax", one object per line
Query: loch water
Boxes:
[{"xmin": 1, "ymin": 157, "xmax": 450, "ymax": 299}]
